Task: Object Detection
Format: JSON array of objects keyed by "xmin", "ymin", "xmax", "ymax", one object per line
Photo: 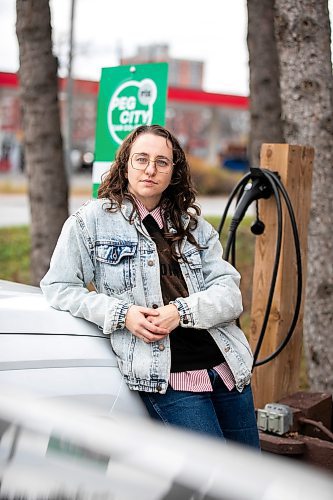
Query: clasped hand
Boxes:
[{"xmin": 125, "ymin": 304, "xmax": 180, "ymax": 343}]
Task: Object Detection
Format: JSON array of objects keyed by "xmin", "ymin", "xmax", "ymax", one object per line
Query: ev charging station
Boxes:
[{"xmin": 219, "ymin": 143, "xmax": 333, "ymax": 468}]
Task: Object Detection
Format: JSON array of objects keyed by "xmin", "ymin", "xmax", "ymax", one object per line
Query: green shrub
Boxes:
[
  {"xmin": 188, "ymin": 155, "xmax": 243, "ymax": 195},
  {"xmin": 207, "ymin": 216, "xmax": 255, "ymax": 337},
  {"xmin": 0, "ymin": 226, "xmax": 31, "ymax": 284}
]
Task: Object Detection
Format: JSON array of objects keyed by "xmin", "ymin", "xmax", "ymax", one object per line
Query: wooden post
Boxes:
[{"xmin": 249, "ymin": 144, "xmax": 314, "ymax": 409}]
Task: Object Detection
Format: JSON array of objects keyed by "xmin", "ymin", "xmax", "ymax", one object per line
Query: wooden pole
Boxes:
[{"xmin": 249, "ymin": 144, "xmax": 314, "ymax": 409}]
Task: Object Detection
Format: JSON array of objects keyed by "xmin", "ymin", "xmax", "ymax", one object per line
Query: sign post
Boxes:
[{"xmin": 92, "ymin": 63, "xmax": 168, "ymax": 197}]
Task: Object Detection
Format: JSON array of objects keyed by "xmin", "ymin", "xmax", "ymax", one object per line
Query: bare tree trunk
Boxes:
[
  {"xmin": 247, "ymin": 0, "xmax": 284, "ymax": 166},
  {"xmin": 275, "ymin": 0, "xmax": 333, "ymax": 391},
  {"xmin": 16, "ymin": 0, "xmax": 68, "ymax": 285}
]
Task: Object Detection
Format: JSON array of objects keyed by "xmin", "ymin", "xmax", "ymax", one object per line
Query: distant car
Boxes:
[{"xmin": 0, "ymin": 279, "xmax": 147, "ymax": 417}]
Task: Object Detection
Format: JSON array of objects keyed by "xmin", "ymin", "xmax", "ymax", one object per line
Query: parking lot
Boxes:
[{"xmin": 0, "ymin": 172, "xmax": 242, "ymax": 227}]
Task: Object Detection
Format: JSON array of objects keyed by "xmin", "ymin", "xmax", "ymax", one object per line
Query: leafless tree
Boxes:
[
  {"xmin": 274, "ymin": 0, "xmax": 333, "ymax": 391},
  {"xmin": 247, "ymin": 0, "xmax": 284, "ymax": 166},
  {"xmin": 16, "ymin": 0, "xmax": 68, "ymax": 285}
]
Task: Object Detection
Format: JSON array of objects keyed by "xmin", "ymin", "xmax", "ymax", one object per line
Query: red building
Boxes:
[{"xmin": 0, "ymin": 70, "xmax": 249, "ymax": 172}]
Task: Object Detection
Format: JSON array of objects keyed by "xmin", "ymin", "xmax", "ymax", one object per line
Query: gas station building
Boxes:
[{"xmin": 0, "ymin": 66, "xmax": 249, "ymax": 173}]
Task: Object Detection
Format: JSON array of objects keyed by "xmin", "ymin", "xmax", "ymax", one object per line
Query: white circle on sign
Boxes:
[
  {"xmin": 107, "ymin": 79, "xmax": 155, "ymax": 145},
  {"xmin": 107, "ymin": 80, "xmax": 140, "ymax": 145},
  {"xmin": 138, "ymin": 79, "xmax": 157, "ymax": 106}
]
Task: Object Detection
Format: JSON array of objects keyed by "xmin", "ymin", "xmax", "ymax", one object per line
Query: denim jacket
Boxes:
[{"xmin": 41, "ymin": 199, "xmax": 253, "ymax": 393}]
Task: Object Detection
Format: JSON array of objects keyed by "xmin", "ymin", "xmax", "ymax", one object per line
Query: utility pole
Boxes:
[{"xmin": 65, "ymin": 0, "xmax": 76, "ymax": 178}]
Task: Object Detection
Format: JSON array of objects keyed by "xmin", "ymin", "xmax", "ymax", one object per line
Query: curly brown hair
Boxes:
[{"xmin": 98, "ymin": 124, "xmax": 204, "ymax": 257}]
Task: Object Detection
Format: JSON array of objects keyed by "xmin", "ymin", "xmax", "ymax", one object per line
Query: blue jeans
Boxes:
[{"xmin": 139, "ymin": 369, "xmax": 260, "ymax": 450}]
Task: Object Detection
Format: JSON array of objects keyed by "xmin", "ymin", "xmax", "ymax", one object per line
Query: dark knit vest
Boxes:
[{"xmin": 142, "ymin": 214, "xmax": 224, "ymax": 372}]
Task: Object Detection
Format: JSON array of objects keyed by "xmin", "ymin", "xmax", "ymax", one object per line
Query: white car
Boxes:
[
  {"xmin": 0, "ymin": 385, "xmax": 333, "ymax": 500},
  {"xmin": 0, "ymin": 279, "xmax": 147, "ymax": 416},
  {"xmin": 1, "ymin": 280, "xmax": 333, "ymax": 500}
]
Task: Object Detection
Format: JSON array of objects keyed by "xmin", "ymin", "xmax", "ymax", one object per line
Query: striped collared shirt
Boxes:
[{"xmin": 135, "ymin": 198, "xmax": 235, "ymax": 392}]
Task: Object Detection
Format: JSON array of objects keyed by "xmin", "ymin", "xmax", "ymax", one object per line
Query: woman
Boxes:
[{"xmin": 41, "ymin": 124, "xmax": 260, "ymax": 449}]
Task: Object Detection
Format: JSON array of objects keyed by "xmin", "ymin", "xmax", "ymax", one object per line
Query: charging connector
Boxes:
[{"xmin": 230, "ymin": 168, "xmax": 273, "ymax": 231}]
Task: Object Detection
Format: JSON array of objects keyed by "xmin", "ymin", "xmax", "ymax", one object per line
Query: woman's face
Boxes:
[{"xmin": 127, "ymin": 133, "xmax": 173, "ymax": 210}]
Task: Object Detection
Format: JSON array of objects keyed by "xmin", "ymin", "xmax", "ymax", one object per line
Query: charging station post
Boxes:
[{"xmin": 249, "ymin": 143, "xmax": 314, "ymax": 409}]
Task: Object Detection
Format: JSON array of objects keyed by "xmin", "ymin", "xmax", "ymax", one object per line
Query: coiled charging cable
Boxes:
[{"xmin": 217, "ymin": 167, "xmax": 303, "ymax": 369}]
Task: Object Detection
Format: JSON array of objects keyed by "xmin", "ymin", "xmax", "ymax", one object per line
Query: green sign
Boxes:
[{"xmin": 92, "ymin": 62, "xmax": 168, "ymax": 197}]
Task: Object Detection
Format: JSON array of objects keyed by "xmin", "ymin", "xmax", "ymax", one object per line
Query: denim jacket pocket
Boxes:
[
  {"xmin": 96, "ymin": 240, "xmax": 137, "ymax": 294},
  {"xmin": 183, "ymin": 249, "xmax": 206, "ymax": 291}
]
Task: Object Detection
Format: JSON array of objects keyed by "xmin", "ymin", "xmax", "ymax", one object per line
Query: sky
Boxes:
[
  {"xmin": 0, "ymin": 0, "xmax": 332, "ymax": 97},
  {"xmin": 0, "ymin": 0, "xmax": 249, "ymax": 95}
]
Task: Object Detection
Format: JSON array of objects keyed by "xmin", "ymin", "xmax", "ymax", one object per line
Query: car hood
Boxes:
[{"xmin": 0, "ymin": 280, "xmax": 102, "ymax": 337}]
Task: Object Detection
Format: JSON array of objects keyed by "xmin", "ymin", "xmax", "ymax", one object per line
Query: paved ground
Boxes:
[{"xmin": 0, "ymin": 172, "xmax": 247, "ymax": 227}]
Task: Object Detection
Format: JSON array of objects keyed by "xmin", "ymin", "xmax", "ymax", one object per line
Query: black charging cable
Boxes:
[{"xmin": 218, "ymin": 167, "xmax": 303, "ymax": 369}]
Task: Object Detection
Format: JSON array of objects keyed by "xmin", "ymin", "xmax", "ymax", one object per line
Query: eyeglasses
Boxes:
[{"xmin": 130, "ymin": 153, "xmax": 174, "ymax": 174}]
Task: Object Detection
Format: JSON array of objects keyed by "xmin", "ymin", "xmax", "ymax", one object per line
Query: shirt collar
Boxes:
[{"xmin": 134, "ymin": 197, "xmax": 164, "ymax": 229}]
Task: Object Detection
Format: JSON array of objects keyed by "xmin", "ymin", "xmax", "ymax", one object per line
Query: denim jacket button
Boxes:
[
  {"xmin": 152, "ymin": 304, "xmax": 158, "ymax": 309},
  {"xmin": 224, "ymin": 346, "xmax": 230, "ymax": 352},
  {"xmin": 156, "ymin": 385, "xmax": 162, "ymax": 392},
  {"xmin": 147, "ymin": 259, "xmax": 154, "ymax": 266},
  {"xmin": 158, "ymin": 343, "xmax": 165, "ymax": 351}
]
